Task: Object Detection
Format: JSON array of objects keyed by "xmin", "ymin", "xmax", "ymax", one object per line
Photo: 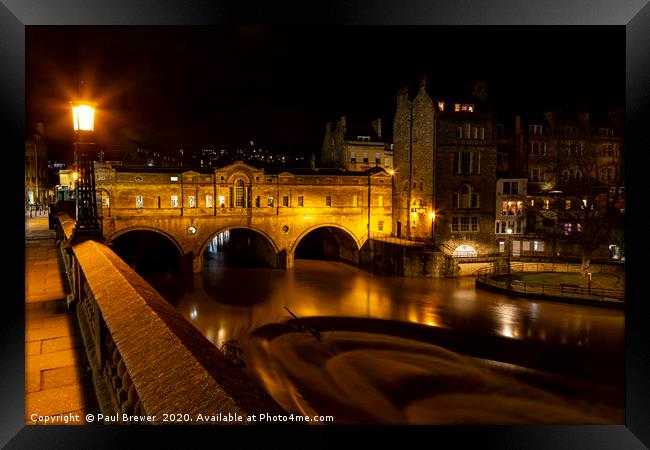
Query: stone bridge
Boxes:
[{"xmin": 95, "ymin": 162, "xmax": 393, "ymax": 272}]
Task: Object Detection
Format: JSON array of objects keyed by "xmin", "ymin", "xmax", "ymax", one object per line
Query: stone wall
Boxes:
[
  {"xmin": 59, "ymin": 218, "xmax": 283, "ymax": 424},
  {"xmin": 360, "ymin": 239, "xmax": 455, "ymax": 278}
]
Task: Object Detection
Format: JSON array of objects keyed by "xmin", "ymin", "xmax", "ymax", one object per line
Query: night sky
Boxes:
[{"xmin": 27, "ymin": 26, "xmax": 624, "ymax": 160}]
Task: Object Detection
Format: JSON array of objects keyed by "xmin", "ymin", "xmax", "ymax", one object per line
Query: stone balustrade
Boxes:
[{"xmin": 54, "ymin": 214, "xmax": 283, "ymax": 424}]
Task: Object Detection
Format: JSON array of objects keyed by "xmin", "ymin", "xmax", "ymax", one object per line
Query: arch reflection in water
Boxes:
[{"xmin": 139, "ymin": 258, "xmax": 623, "ymax": 383}]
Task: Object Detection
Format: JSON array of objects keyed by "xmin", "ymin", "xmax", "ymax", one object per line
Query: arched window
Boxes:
[
  {"xmin": 235, "ymin": 179, "xmax": 245, "ymax": 207},
  {"xmin": 460, "ymin": 185, "xmax": 470, "ymax": 208},
  {"xmin": 454, "ymin": 184, "xmax": 479, "ymax": 209}
]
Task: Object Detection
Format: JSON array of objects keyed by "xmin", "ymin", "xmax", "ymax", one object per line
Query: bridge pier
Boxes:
[
  {"xmin": 192, "ymin": 255, "xmax": 203, "ymax": 273},
  {"xmin": 178, "ymin": 252, "xmax": 197, "ymax": 274},
  {"xmin": 281, "ymin": 251, "xmax": 294, "ymax": 269}
]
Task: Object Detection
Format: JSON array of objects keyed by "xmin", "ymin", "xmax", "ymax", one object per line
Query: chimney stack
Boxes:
[{"xmin": 372, "ymin": 119, "xmax": 382, "ymax": 139}]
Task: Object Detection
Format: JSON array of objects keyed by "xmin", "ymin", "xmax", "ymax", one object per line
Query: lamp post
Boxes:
[
  {"xmin": 367, "ymin": 172, "xmax": 372, "ymax": 238},
  {"xmin": 549, "ymin": 190, "xmax": 563, "ymax": 261},
  {"xmin": 506, "ymin": 228, "xmax": 513, "ymax": 275},
  {"xmin": 70, "ymin": 100, "xmax": 102, "ymax": 242}
]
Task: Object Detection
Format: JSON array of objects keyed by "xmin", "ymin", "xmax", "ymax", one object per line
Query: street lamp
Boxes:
[
  {"xmin": 70, "ymin": 100, "xmax": 102, "ymax": 242},
  {"xmin": 429, "ymin": 211, "xmax": 436, "ymax": 244},
  {"xmin": 548, "ymin": 189, "xmax": 563, "ymax": 261},
  {"xmin": 506, "ymin": 228, "xmax": 513, "ymax": 275}
]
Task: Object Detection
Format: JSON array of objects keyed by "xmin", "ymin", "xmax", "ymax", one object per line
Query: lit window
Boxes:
[
  {"xmin": 171, "ymin": 196, "xmax": 178, "ymax": 208},
  {"xmin": 188, "ymin": 196, "xmax": 196, "ymax": 208},
  {"xmin": 543, "ymin": 199, "xmax": 549, "ymax": 210},
  {"xmin": 136, "ymin": 195, "xmax": 143, "ymax": 209},
  {"xmin": 235, "ymin": 180, "xmax": 245, "ymax": 207},
  {"xmin": 219, "ymin": 195, "xmax": 225, "ymax": 207},
  {"xmin": 565, "ymin": 200, "xmax": 571, "ymax": 210},
  {"xmin": 205, "ymin": 195, "xmax": 213, "ymax": 208},
  {"xmin": 170, "ymin": 176, "xmax": 178, "ymax": 181},
  {"xmin": 268, "ymin": 196, "xmax": 274, "ymax": 207},
  {"xmin": 350, "ymin": 152, "xmax": 357, "ymax": 164},
  {"xmin": 437, "ymin": 101, "xmax": 445, "ymax": 111}
]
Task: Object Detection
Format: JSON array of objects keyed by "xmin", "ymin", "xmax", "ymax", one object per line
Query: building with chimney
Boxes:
[
  {"xmin": 392, "ymin": 78, "xmax": 498, "ymax": 256},
  {"xmin": 321, "ymin": 116, "xmax": 393, "ymax": 171}
]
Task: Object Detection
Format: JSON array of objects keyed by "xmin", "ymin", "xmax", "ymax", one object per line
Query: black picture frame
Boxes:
[{"xmin": 4, "ymin": 1, "xmax": 649, "ymax": 448}]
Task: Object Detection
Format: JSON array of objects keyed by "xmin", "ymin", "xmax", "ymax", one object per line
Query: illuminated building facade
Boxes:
[
  {"xmin": 321, "ymin": 116, "xmax": 393, "ymax": 172},
  {"xmin": 392, "ymin": 78, "xmax": 498, "ymax": 256},
  {"xmin": 25, "ymin": 122, "xmax": 50, "ymax": 207}
]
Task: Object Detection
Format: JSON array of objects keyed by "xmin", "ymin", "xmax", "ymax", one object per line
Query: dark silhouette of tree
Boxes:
[{"xmin": 552, "ymin": 136, "xmax": 624, "ymax": 275}]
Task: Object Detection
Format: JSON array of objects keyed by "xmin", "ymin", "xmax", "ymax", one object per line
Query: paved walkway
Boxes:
[{"xmin": 25, "ymin": 214, "xmax": 99, "ymax": 425}]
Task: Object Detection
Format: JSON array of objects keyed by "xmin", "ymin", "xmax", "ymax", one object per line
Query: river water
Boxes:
[
  {"xmin": 141, "ymin": 255, "xmax": 623, "ymax": 368},
  {"xmin": 139, "ymin": 255, "xmax": 625, "ymax": 423}
]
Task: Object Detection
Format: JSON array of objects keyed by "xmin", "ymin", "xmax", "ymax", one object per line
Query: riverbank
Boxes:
[{"xmin": 475, "ymin": 274, "xmax": 624, "ymax": 310}]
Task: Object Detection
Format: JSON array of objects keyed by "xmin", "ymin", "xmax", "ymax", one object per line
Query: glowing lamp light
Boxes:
[
  {"xmin": 429, "ymin": 212, "xmax": 436, "ymax": 221},
  {"xmin": 506, "ymin": 228, "xmax": 513, "ymax": 234},
  {"xmin": 389, "ymin": 169, "xmax": 395, "ymax": 176},
  {"xmin": 70, "ymin": 101, "xmax": 97, "ymax": 132}
]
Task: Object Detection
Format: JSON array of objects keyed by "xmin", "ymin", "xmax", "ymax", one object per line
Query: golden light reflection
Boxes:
[
  {"xmin": 217, "ymin": 327, "xmax": 226, "ymax": 348},
  {"xmin": 497, "ymin": 303, "xmax": 521, "ymax": 340},
  {"xmin": 407, "ymin": 302, "xmax": 442, "ymax": 328}
]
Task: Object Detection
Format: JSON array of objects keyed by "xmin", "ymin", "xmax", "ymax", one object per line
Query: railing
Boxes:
[
  {"xmin": 55, "ymin": 214, "xmax": 282, "ymax": 424},
  {"xmin": 476, "ymin": 264, "xmax": 624, "ymax": 302},
  {"xmin": 368, "ymin": 232, "xmax": 433, "ymax": 247}
]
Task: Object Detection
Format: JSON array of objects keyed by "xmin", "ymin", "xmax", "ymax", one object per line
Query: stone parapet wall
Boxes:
[{"xmin": 59, "ymin": 217, "xmax": 282, "ymax": 424}]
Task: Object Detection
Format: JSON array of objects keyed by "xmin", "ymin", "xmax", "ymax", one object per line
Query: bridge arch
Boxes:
[
  {"xmin": 290, "ymin": 223, "xmax": 363, "ymax": 255},
  {"xmin": 108, "ymin": 226, "xmax": 186, "ymax": 272},
  {"xmin": 197, "ymin": 225, "xmax": 279, "ymax": 259},
  {"xmin": 290, "ymin": 224, "xmax": 364, "ymax": 267},
  {"xmin": 108, "ymin": 226, "xmax": 184, "ymax": 255},
  {"xmin": 195, "ymin": 225, "xmax": 282, "ymax": 271}
]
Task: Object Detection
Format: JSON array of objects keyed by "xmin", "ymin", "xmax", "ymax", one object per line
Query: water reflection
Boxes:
[{"xmin": 140, "ymin": 258, "xmax": 624, "ymax": 363}]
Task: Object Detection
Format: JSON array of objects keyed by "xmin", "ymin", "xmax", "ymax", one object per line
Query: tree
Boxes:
[{"xmin": 552, "ymin": 136, "xmax": 624, "ymax": 276}]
